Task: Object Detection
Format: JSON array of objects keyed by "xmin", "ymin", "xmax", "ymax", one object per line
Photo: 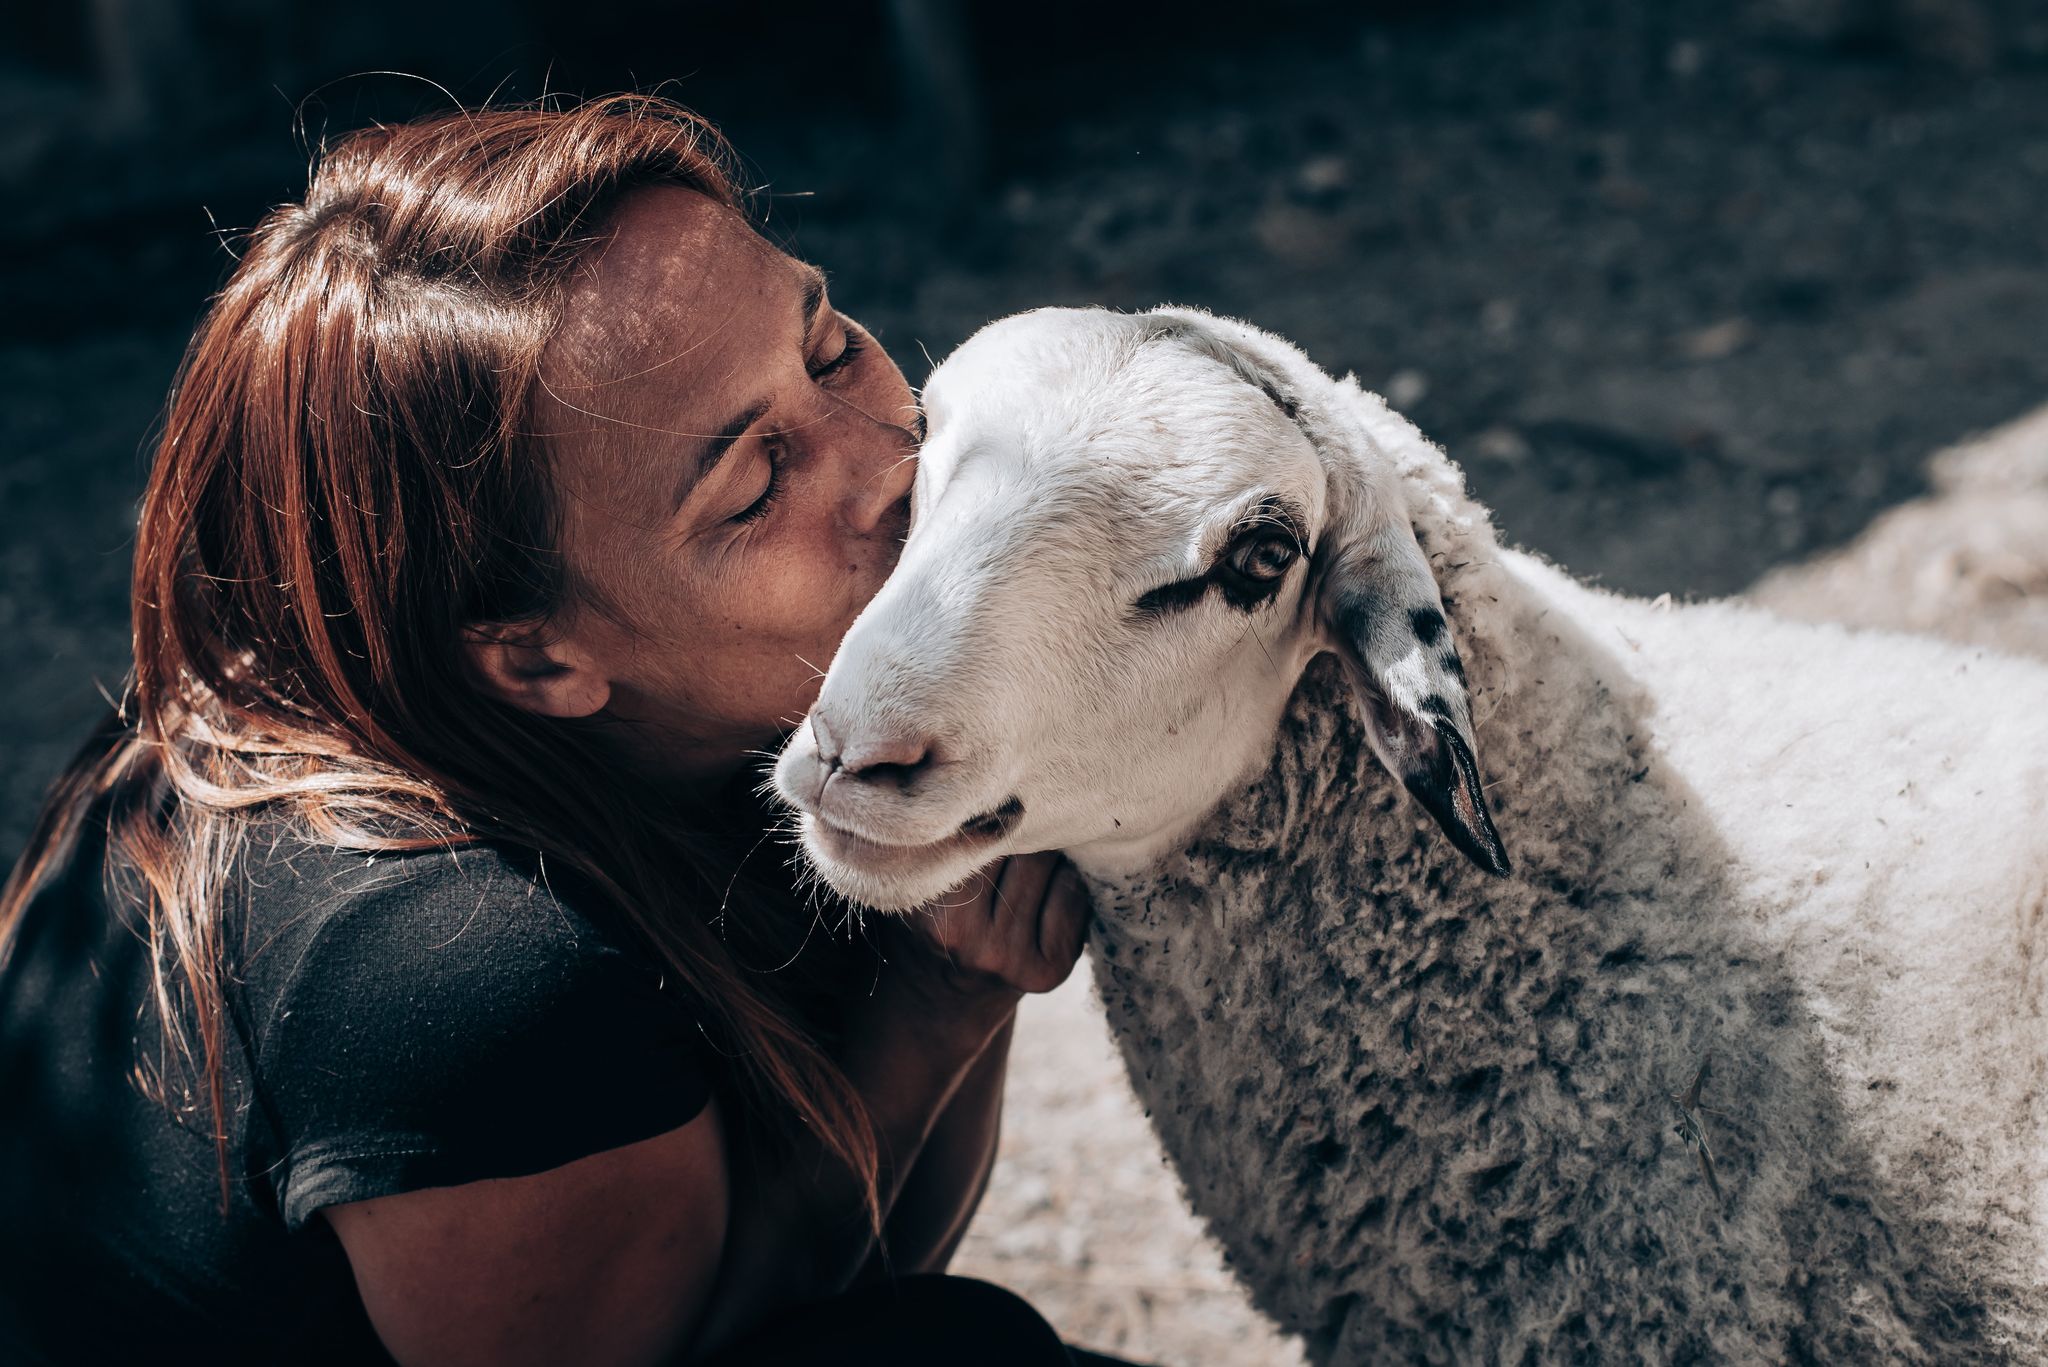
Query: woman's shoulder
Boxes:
[
  {"xmin": 224, "ymin": 818, "xmax": 708, "ymax": 1105},
  {"xmin": 232, "ymin": 821, "xmax": 656, "ymax": 997},
  {"xmin": 227, "ymin": 820, "xmax": 718, "ymax": 1227}
]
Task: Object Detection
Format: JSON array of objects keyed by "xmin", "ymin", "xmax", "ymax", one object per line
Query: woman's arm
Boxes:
[
  {"xmin": 325, "ymin": 998, "xmax": 989, "ymax": 1367},
  {"xmin": 689, "ymin": 854, "xmax": 1084, "ymax": 1354},
  {"xmin": 325, "ymin": 1105, "xmax": 732, "ymax": 1367},
  {"xmin": 865, "ymin": 1012, "xmax": 1014, "ymax": 1278},
  {"xmin": 324, "ymin": 854, "xmax": 1086, "ymax": 1367}
]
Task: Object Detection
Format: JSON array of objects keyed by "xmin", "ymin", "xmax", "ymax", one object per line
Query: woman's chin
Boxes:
[{"xmin": 797, "ymin": 813, "xmax": 997, "ymax": 913}]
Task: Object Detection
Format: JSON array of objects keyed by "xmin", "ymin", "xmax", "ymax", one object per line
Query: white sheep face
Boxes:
[{"xmin": 774, "ymin": 306, "xmax": 1507, "ymax": 911}]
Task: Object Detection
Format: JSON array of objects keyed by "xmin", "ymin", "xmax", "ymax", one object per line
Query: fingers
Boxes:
[
  {"xmin": 1038, "ymin": 862, "xmax": 1092, "ymax": 972},
  {"xmin": 901, "ymin": 852, "xmax": 1094, "ymax": 996},
  {"xmin": 993, "ymin": 851, "xmax": 1060, "ymax": 928},
  {"xmin": 903, "ymin": 860, "xmax": 1013, "ymax": 964},
  {"xmin": 1002, "ymin": 853, "xmax": 1091, "ymax": 994}
]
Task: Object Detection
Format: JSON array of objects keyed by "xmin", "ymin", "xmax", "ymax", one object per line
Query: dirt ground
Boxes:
[{"xmin": 4, "ymin": 3, "xmax": 2047, "ymax": 1362}]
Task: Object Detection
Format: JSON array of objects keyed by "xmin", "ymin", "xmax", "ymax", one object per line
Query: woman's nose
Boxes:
[{"xmin": 839, "ymin": 415, "xmax": 918, "ymax": 536}]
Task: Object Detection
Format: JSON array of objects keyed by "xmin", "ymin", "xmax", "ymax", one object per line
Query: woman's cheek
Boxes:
[{"xmin": 735, "ymin": 528, "xmax": 838, "ymax": 633}]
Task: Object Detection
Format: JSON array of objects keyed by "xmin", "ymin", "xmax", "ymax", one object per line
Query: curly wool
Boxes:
[{"xmin": 1084, "ymin": 387, "xmax": 2048, "ymax": 1365}]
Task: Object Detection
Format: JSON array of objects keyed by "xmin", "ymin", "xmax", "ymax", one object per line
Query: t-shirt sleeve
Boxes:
[{"xmin": 239, "ymin": 842, "xmax": 715, "ymax": 1231}]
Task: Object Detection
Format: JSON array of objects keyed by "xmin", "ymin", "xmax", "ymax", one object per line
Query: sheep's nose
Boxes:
[
  {"xmin": 843, "ymin": 735, "xmax": 934, "ymax": 785},
  {"xmin": 811, "ymin": 710, "xmax": 934, "ymax": 787}
]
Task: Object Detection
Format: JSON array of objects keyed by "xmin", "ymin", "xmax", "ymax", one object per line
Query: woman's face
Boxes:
[{"xmin": 530, "ymin": 186, "xmax": 919, "ymax": 783}]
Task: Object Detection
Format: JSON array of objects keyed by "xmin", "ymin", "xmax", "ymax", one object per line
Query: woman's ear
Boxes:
[{"xmin": 462, "ymin": 623, "xmax": 611, "ymax": 719}]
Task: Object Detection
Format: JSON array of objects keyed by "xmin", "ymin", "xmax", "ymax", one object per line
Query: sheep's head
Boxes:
[{"xmin": 774, "ymin": 306, "xmax": 1508, "ymax": 910}]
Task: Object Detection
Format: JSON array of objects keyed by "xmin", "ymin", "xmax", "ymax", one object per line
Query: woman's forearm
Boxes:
[
  {"xmin": 688, "ymin": 852, "xmax": 1089, "ymax": 1359},
  {"xmin": 865, "ymin": 1013, "xmax": 1013, "ymax": 1277},
  {"xmin": 686, "ymin": 988, "xmax": 1016, "ymax": 1358}
]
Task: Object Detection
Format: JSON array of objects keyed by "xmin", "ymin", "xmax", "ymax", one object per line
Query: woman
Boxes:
[{"xmin": 0, "ymin": 96, "xmax": 1115, "ymax": 1365}]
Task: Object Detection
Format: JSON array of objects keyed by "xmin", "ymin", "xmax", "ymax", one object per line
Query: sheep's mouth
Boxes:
[
  {"xmin": 805, "ymin": 796, "xmax": 1026, "ymax": 887},
  {"xmin": 959, "ymin": 796, "xmax": 1025, "ymax": 841}
]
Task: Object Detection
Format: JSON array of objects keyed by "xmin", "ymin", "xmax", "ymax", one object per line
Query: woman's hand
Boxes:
[{"xmin": 878, "ymin": 852, "xmax": 1092, "ymax": 1030}]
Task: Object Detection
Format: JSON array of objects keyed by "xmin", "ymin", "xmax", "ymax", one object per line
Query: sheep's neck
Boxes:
[{"xmin": 1083, "ymin": 551, "xmax": 1662, "ymax": 925}]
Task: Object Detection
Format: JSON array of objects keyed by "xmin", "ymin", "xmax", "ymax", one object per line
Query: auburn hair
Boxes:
[{"xmin": 0, "ymin": 95, "xmax": 878, "ymax": 1214}]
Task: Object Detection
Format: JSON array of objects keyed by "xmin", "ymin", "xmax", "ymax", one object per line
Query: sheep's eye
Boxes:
[
  {"xmin": 1225, "ymin": 533, "xmax": 1299, "ymax": 583},
  {"xmin": 1132, "ymin": 528, "xmax": 1301, "ymax": 620}
]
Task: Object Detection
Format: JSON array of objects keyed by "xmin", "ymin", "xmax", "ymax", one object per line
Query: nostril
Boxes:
[
  {"xmin": 846, "ymin": 758, "xmax": 926, "ymax": 788},
  {"xmin": 810, "ymin": 711, "xmax": 843, "ymax": 771},
  {"xmin": 840, "ymin": 734, "xmax": 934, "ymax": 786}
]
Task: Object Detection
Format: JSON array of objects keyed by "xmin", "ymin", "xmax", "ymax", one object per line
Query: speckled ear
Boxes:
[
  {"xmin": 1322, "ymin": 529, "xmax": 1511, "ymax": 878},
  {"xmin": 1143, "ymin": 307, "xmax": 1509, "ymax": 876}
]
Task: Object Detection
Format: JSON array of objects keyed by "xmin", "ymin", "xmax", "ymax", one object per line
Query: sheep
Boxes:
[
  {"xmin": 1755, "ymin": 402, "xmax": 2048, "ymax": 659},
  {"xmin": 773, "ymin": 305, "xmax": 2048, "ymax": 1364}
]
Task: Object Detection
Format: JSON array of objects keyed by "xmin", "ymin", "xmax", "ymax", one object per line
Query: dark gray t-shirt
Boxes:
[{"xmin": 0, "ymin": 809, "xmax": 713, "ymax": 1364}]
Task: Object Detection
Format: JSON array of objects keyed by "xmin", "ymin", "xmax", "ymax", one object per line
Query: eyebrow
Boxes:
[{"xmin": 671, "ymin": 265, "xmax": 833, "ymax": 510}]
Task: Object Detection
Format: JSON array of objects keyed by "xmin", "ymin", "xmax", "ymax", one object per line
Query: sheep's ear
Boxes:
[
  {"xmin": 1320, "ymin": 533, "xmax": 1511, "ymax": 878},
  {"xmin": 1143, "ymin": 307, "xmax": 1510, "ymax": 877}
]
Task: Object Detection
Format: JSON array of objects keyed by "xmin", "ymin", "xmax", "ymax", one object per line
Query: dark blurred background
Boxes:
[{"xmin": 5, "ymin": 0, "xmax": 2048, "ymax": 857}]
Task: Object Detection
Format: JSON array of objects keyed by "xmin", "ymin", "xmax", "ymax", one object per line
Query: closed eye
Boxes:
[
  {"xmin": 731, "ymin": 436, "xmax": 785, "ymax": 524},
  {"xmin": 809, "ymin": 326, "xmax": 866, "ymax": 384}
]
